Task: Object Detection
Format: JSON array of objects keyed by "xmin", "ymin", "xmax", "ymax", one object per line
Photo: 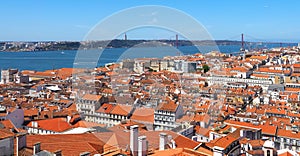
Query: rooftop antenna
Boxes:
[{"xmin": 124, "ymin": 33, "xmax": 127, "ymax": 41}]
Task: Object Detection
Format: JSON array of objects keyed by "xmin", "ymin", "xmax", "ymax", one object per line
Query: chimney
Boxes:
[
  {"xmin": 159, "ymin": 133, "xmax": 167, "ymax": 150},
  {"xmin": 130, "ymin": 125, "xmax": 139, "ymax": 156},
  {"xmin": 79, "ymin": 152, "xmax": 90, "ymax": 156},
  {"xmin": 16, "ymin": 135, "xmax": 19, "ymax": 156},
  {"xmin": 53, "ymin": 150, "xmax": 62, "ymax": 156},
  {"xmin": 66, "ymin": 115, "xmax": 71, "ymax": 123},
  {"xmin": 138, "ymin": 136, "xmax": 148, "ymax": 156},
  {"xmin": 31, "ymin": 121, "xmax": 38, "ymax": 128},
  {"xmin": 167, "ymin": 135, "xmax": 176, "ymax": 149},
  {"xmin": 33, "ymin": 142, "xmax": 41, "ymax": 154},
  {"xmin": 240, "ymin": 129, "xmax": 244, "ymax": 138},
  {"xmin": 171, "ymin": 139, "xmax": 176, "ymax": 149}
]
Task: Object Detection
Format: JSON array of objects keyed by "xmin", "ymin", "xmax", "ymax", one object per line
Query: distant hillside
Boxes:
[
  {"xmin": 0, "ymin": 40, "xmax": 243, "ymax": 52},
  {"xmin": 79, "ymin": 39, "xmax": 243, "ymax": 49}
]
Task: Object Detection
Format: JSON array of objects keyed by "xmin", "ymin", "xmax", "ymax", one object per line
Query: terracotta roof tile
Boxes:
[
  {"xmin": 157, "ymin": 100, "xmax": 178, "ymax": 112},
  {"xmin": 212, "ymin": 135, "xmax": 238, "ymax": 149},
  {"xmin": 82, "ymin": 94, "xmax": 102, "ymax": 101},
  {"xmin": 0, "ymin": 129, "xmax": 14, "ymax": 140},
  {"xmin": 110, "ymin": 104, "xmax": 132, "ymax": 116},
  {"xmin": 26, "ymin": 133, "xmax": 105, "ymax": 155},
  {"xmin": 293, "ymin": 64, "xmax": 300, "ymax": 68},
  {"xmin": 96, "ymin": 103, "xmax": 115, "ymax": 114},
  {"xmin": 73, "ymin": 121, "xmax": 105, "ymax": 128},
  {"xmin": 0, "ymin": 120, "xmax": 16, "ymax": 129},
  {"xmin": 277, "ymin": 129, "xmax": 300, "ymax": 139},
  {"xmin": 224, "ymin": 120, "xmax": 277, "ymax": 136},
  {"xmin": 266, "ymin": 108, "xmax": 286, "ymax": 115},
  {"xmin": 248, "ymin": 140, "xmax": 264, "ymax": 148},
  {"xmin": 23, "ymin": 109, "xmax": 39, "ymax": 117},
  {"xmin": 131, "ymin": 108, "xmax": 154, "ymax": 123},
  {"xmin": 26, "ymin": 118, "xmax": 73, "ymax": 132}
]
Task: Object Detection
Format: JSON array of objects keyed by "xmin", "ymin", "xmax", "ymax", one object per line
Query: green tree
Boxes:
[{"xmin": 202, "ymin": 64, "xmax": 210, "ymax": 73}]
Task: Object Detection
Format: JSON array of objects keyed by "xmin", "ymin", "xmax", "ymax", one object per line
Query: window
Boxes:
[{"xmin": 267, "ymin": 150, "xmax": 270, "ymax": 156}]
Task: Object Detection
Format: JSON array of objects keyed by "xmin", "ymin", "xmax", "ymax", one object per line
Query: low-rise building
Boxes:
[
  {"xmin": 0, "ymin": 129, "xmax": 14, "ymax": 156},
  {"xmin": 154, "ymin": 100, "xmax": 184, "ymax": 130}
]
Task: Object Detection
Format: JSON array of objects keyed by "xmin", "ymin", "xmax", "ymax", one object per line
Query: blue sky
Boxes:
[{"xmin": 1, "ymin": 0, "xmax": 299, "ymax": 42}]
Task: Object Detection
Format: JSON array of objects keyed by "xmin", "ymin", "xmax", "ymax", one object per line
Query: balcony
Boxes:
[
  {"xmin": 154, "ymin": 121, "xmax": 176, "ymax": 127},
  {"xmin": 155, "ymin": 111, "xmax": 175, "ymax": 116},
  {"xmin": 81, "ymin": 107, "xmax": 91, "ymax": 111},
  {"xmin": 155, "ymin": 115, "xmax": 175, "ymax": 122},
  {"xmin": 155, "ymin": 116, "xmax": 162, "ymax": 120}
]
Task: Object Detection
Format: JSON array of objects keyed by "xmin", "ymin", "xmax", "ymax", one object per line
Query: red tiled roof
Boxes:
[
  {"xmin": 293, "ymin": 64, "xmax": 300, "ymax": 68},
  {"xmin": 27, "ymin": 118, "xmax": 73, "ymax": 132},
  {"xmin": 73, "ymin": 121, "xmax": 105, "ymax": 128},
  {"xmin": 110, "ymin": 104, "xmax": 132, "ymax": 116},
  {"xmin": 285, "ymin": 88, "xmax": 300, "ymax": 92},
  {"xmin": 224, "ymin": 120, "xmax": 277, "ymax": 136},
  {"xmin": 266, "ymin": 108, "xmax": 286, "ymax": 115},
  {"xmin": 96, "ymin": 103, "xmax": 115, "ymax": 114},
  {"xmin": 289, "ymin": 93, "xmax": 298, "ymax": 99},
  {"xmin": 57, "ymin": 68, "xmax": 73, "ymax": 79},
  {"xmin": 250, "ymin": 55, "xmax": 268, "ymax": 60},
  {"xmin": 212, "ymin": 135, "xmax": 238, "ymax": 149},
  {"xmin": 131, "ymin": 108, "xmax": 154, "ymax": 123},
  {"xmin": 287, "ymin": 112, "xmax": 300, "ymax": 118},
  {"xmin": 26, "ymin": 133, "xmax": 105, "ymax": 155},
  {"xmin": 69, "ymin": 114, "xmax": 81, "ymax": 124},
  {"xmin": 231, "ymin": 66, "xmax": 249, "ymax": 72},
  {"xmin": 139, "ymin": 130, "xmax": 200, "ymax": 150},
  {"xmin": 176, "ymin": 114, "xmax": 194, "ymax": 123},
  {"xmin": 248, "ymin": 140, "xmax": 264, "ymax": 148},
  {"xmin": 102, "ymin": 88, "xmax": 113, "ymax": 94},
  {"xmin": 251, "ymin": 74, "xmax": 270, "ymax": 78},
  {"xmin": 194, "ymin": 126, "xmax": 210, "ymax": 137},
  {"xmin": 157, "ymin": 100, "xmax": 178, "ymax": 112},
  {"xmin": 23, "ymin": 109, "xmax": 39, "ymax": 117},
  {"xmin": 82, "ymin": 94, "xmax": 102, "ymax": 101},
  {"xmin": 0, "ymin": 120, "xmax": 15, "ymax": 129},
  {"xmin": 193, "ymin": 114, "xmax": 210, "ymax": 123},
  {"xmin": 0, "ymin": 129, "xmax": 14, "ymax": 139},
  {"xmin": 277, "ymin": 129, "xmax": 300, "ymax": 139},
  {"xmin": 105, "ymin": 127, "xmax": 200, "ymax": 151},
  {"xmin": 278, "ymin": 151, "xmax": 295, "ymax": 156}
]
